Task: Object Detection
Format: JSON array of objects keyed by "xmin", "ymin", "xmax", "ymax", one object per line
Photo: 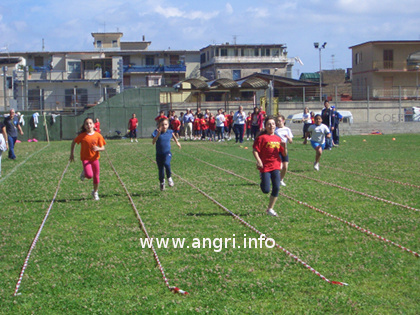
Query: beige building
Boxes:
[
  {"xmin": 0, "ymin": 32, "xmax": 200, "ymax": 111},
  {"xmin": 350, "ymin": 41, "xmax": 420, "ymax": 100},
  {"xmin": 199, "ymin": 44, "xmax": 295, "ymax": 81}
]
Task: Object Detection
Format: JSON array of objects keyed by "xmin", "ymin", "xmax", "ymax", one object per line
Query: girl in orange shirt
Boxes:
[{"xmin": 70, "ymin": 118, "xmax": 106, "ymax": 200}]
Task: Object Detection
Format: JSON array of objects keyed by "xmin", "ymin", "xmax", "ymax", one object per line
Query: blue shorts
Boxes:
[{"xmin": 310, "ymin": 140, "xmax": 325, "ymax": 150}]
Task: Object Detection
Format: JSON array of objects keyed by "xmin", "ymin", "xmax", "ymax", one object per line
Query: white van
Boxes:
[{"xmin": 286, "ymin": 110, "xmax": 353, "ymax": 125}]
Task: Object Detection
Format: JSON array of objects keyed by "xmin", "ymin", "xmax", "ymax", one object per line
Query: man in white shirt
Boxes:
[
  {"xmin": 233, "ymin": 106, "xmax": 246, "ymax": 143},
  {"xmin": 215, "ymin": 108, "xmax": 226, "ymax": 142}
]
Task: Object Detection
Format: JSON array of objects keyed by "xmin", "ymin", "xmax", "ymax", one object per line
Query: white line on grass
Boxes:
[
  {"xmin": 0, "ymin": 144, "xmax": 50, "ymax": 184},
  {"xmin": 105, "ymin": 150, "xmax": 188, "ymax": 295},
  {"xmin": 178, "ymin": 151, "xmax": 419, "ymax": 258},
  {"xmin": 13, "ymin": 160, "xmax": 70, "ymax": 296}
]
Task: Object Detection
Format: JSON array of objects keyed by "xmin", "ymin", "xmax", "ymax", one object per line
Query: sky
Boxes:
[{"xmin": 1, "ymin": 0, "xmax": 420, "ymax": 78}]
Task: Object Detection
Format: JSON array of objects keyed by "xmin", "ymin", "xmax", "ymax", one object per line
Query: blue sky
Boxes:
[{"xmin": 1, "ymin": 0, "xmax": 419, "ymax": 78}]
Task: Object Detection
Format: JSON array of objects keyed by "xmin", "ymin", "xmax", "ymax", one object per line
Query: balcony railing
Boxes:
[
  {"xmin": 14, "ymin": 69, "xmax": 120, "ymax": 81},
  {"xmin": 124, "ymin": 64, "xmax": 186, "ymax": 73},
  {"xmin": 371, "ymin": 61, "xmax": 412, "ymax": 71},
  {"xmin": 201, "ymin": 56, "xmax": 288, "ymax": 67}
]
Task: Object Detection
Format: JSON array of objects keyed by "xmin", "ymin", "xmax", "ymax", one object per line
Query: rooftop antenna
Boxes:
[
  {"xmin": 331, "ymin": 54, "xmax": 335, "ymax": 70},
  {"xmin": 232, "ymin": 35, "xmax": 239, "ymax": 45},
  {"xmin": 42, "ymin": 38, "xmax": 45, "ymax": 51}
]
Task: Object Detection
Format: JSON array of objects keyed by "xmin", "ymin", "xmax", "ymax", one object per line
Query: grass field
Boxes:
[{"xmin": 0, "ymin": 134, "xmax": 419, "ymax": 314}]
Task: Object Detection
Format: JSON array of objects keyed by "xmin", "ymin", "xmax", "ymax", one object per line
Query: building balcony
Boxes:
[
  {"xmin": 14, "ymin": 69, "xmax": 120, "ymax": 81},
  {"xmin": 371, "ymin": 61, "xmax": 412, "ymax": 71},
  {"xmin": 201, "ymin": 56, "xmax": 288, "ymax": 67},
  {"xmin": 123, "ymin": 64, "xmax": 186, "ymax": 74}
]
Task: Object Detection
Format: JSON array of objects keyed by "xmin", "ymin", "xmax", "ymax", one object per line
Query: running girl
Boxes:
[
  {"xmin": 70, "ymin": 117, "xmax": 106, "ymax": 200},
  {"xmin": 152, "ymin": 118, "xmax": 181, "ymax": 191},
  {"xmin": 253, "ymin": 116, "xmax": 287, "ymax": 216},
  {"xmin": 275, "ymin": 115, "xmax": 293, "ymax": 186},
  {"xmin": 303, "ymin": 114, "xmax": 331, "ymax": 171}
]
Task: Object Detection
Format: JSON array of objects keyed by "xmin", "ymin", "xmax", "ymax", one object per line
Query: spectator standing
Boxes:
[
  {"xmin": 332, "ymin": 106, "xmax": 342, "ymax": 146},
  {"xmin": 183, "ymin": 109, "xmax": 194, "ymax": 140},
  {"xmin": 321, "ymin": 100, "xmax": 335, "ymax": 150},
  {"xmin": 208, "ymin": 113, "xmax": 216, "ymax": 141},
  {"xmin": 171, "ymin": 115, "xmax": 181, "ymax": 139},
  {"xmin": 302, "ymin": 107, "xmax": 311, "ymax": 139},
  {"xmin": 215, "ymin": 108, "xmax": 226, "ymax": 142},
  {"xmin": 246, "ymin": 112, "xmax": 252, "ymax": 141},
  {"xmin": 0, "ymin": 120, "xmax": 8, "ymax": 176},
  {"xmin": 155, "ymin": 110, "xmax": 168, "ymax": 126},
  {"xmin": 94, "ymin": 118, "xmax": 101, "ymax": 133},
  {"xmin": 233, "ymin": 106, "xmax": 246, "ymax": 143},
  {"xmin": 250, "ymin": 107, "xmax": 264, "ymax": 140},
  {"xmin": 2, "ymin": 109, "xmax": 23, "ymax": 160},
  {"xmin": 128, "ymin": 113, "xmax": 139, "ymax": 142}
]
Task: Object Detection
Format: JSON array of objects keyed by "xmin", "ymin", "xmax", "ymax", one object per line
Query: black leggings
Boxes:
[{"xmin": 260, "ymin": 170, "xmax": 280, "ymax": 197}]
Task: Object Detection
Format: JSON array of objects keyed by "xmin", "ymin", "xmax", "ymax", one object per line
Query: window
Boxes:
[
  {"xmin": 215, "ymin": 49, "xmax": 219, "ymax": 57},
  {"xmin": 112, "ymin": 40, "xmax": 118, "ymax": 47},
  {"xmin": 34, "ymin": 56, "xmax": 44, "ymax": 67},
  {"xmin": 254, "ymin": 48, "xmax": 259, "ymax": 56},
  {"xmin": 96, "ymin": 40, "xmax": 102, "ymax": 48},
  {"xmin": 220, "ymin": 48, "xmax": 228, "ymax": 56},
  {"xmin": 232, "ymin": 70, "xmax": 241, "ymax": 80},
  {"xmin": 234, "ymin": 48, "xmax": 239, "ymax": 57},
  {"xmin": 28, "ymin": 89, "xmax": 43, "ymax": 109},
  {"xmin": 355, "ymin": 52, "xmax": 362, "ymax": 65},
  {"xmin": 68, "ymin": 61, "xmax": 81, "ymax": 72},
  {"xmin": 383, "ymin": 50, "xmax": 393, "ymax": 69},
  {"xmin": 261, "ymin": 69, "xmax": 270, "ymax": 74},
  {"xmin": 170, "ymin": 55, "xmax": 179, "ymax": 65},
  {"xmin": 200, "ymin": 53, "xmax": 206, "ymax": 63},
  {"xmin": 145, "ymin": 55, "xmax": 155, "ymax": 66}
]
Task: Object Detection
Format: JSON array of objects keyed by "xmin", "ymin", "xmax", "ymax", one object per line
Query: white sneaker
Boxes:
[
  {"xmin": 314, "ymin": 162, "xmax": 320, "ymax": 171},
  {"xmin": 280, "ymin": 180, "xmax": 286, "ymax": 187},
  {"xmin": 80, "ymin": 170, "xmax": 85, "ymax": 181},
  {"xmin": 91, "ymin": 190, "xmax": 99, "ymax": 201},
  {"xmin": 160, "ymin": 180, "xmax": 165, "ymax": 191},
  {"xmin": 266, "ymin": 209, "xmax": 278, "ymax": 217},
  {"xmin": 135, "ymin": 139, "xmax": 138, "ymax": 143},
  {"xmin": 168, "ymin": 177, "xmax": 174, "ymax": 187},
  {"xmin": 131, "ymin": 139, "xmax": 133, "ymax": 143}
]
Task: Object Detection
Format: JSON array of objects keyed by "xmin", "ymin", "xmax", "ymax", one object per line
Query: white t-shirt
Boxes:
[
  {"xmin": 274, "ymin": 127, "xmax": 293, "ymax": 143},
  {"xmin": 215, "ymin": 114, "xmax": 225, "ymax": 127},
  {"xmin": 308, "ymin": 124, "xmax": 330, "ymax": 144},
  {"xmin": 302, "ymin": 113, "xmax": 311, "ymax": 124}
]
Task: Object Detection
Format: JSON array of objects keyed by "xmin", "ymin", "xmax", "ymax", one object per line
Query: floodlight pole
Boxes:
[{"xmin": 314, "ymin": 42, "xmax": 326, "ymax": 104}]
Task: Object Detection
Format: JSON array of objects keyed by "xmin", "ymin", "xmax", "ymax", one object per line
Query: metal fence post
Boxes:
[{"xmin": 367, "ymin": 86, "xmax": 370, "ymax": 123}]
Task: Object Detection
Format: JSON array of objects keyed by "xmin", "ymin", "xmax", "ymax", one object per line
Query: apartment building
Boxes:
[
  {"xmin": 199, "ymin": 43, "xmax": 294, "ymax": 81},
  {"xmin": 350, "ymin": 41, "xmax": 420, "ymax": 100},
  {"xmin": 0, "ymin": 32, "xmax": 200, "ymax": 111}
]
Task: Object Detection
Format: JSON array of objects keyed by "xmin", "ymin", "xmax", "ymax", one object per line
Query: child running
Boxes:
[
  {"xmin": 253, "ymin": 116, "xmax": 287, "ymax": 217},
  {"xmin": 70, "ymin": 117, "xmax": 106, "ymax": 200},
  {"xmin": 275, "ymin": 115, "xmax": 293, "ymax": 186},
  {"xmin": 152, "ymin": 118, "xmax": 181, "ymax": 191},
  {"xmin": 303, "ymin": 114, "xmax": 331, "ymax": 171}
]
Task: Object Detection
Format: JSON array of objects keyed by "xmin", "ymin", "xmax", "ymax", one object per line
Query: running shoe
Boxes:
[
  {"xmin": 168, "ymin": 177, "xmax": 174, "ymax": 187},
  {"xmin": 80, "ymin": 170, "xmax": 85, "ymax": 181},
  {"xmin": 92, "ymin": 190, "xmax": 100, "ymax": 201},
  {"xmin": 266, "ymin": 209, "xmax": 278, "ymax": 217},
  {"xmin": 314, "ymin": 162, "xmax": 320, "ymax": 171},
  {"xmin": 160, "ymin": 180, "xmax": 165, "ymax": 191},
  {"xmin": 280, "ymin": 180, "xmax": 286, "ymax": 187}
]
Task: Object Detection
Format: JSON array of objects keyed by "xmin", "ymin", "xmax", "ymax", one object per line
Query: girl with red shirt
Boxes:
[
  {"xmin": 253, "ymin": 116, "xmax": 287, "ymax": 216},
  {"xmin": 208, "ymin": 113, "xmax": 216, "ymax": 141},
  {"xmin": 200, "ymin": 115, "xmax": 208, "ymax": 140},
  {"xmin": 193, "ymin": 114, "xmax": 201, "ymax": 140},
  {"xmin": 171, "ymin": 115, "xmax": 181, "ymax": 139},
  {"xmin": 245, "ymin": 112, "xmax": 252, "ymax": 140}
]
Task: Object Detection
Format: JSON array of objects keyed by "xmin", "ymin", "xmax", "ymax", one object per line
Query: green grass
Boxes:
[{"xmin": 0, "ymin": 134, "xmax": 419, "ymax": 314}]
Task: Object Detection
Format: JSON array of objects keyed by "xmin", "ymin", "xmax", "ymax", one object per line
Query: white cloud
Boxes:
[
  {"xmin": 226, "ymin": 3, "xmax": 234, "ymax": 14},
  {"xmin": 154, "ymin": 5, "xmax": 184, "ymax": 18},
  {"xmin": 153, "ymin": 4, "xmax": 219, "ymax": 20},
  {"xmin": 246, "ymin": 7, "xmax": 269, "ymax": 18}
]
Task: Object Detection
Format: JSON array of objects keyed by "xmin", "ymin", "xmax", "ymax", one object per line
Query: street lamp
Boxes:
[
  {"xmin": 269, "ymin": 68, "xmax": 278, "ymax": 115},
  {"xmin": 314, "ymin": 42, "xmax": 327, "ymax": 104}
]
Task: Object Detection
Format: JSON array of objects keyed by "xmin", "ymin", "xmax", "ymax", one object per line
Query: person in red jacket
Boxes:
[
  {"xmin": 155, "ymin": 110, "xmax": 168, "ymax": 126},
  {"xmin": 200, "ymin": 114, "xmax": 209, "ymax": 140},
  {"xmin": 208, "ymin": 113, "xmax": 216, "ymax": 141},
  {"xmin": 171, "ymin": 115, "xmax": 181, "ymax": 139},
  {"xmin": 225, "ymin": 111, "xmax": 234, "ymax": 140},
  {"xmin": 245, "ymin": 112, "xmax": 252, "ymax": 140},
  {"xmin": 193, "ymin": 114, "xmax": 201, "ymax": 140}
]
